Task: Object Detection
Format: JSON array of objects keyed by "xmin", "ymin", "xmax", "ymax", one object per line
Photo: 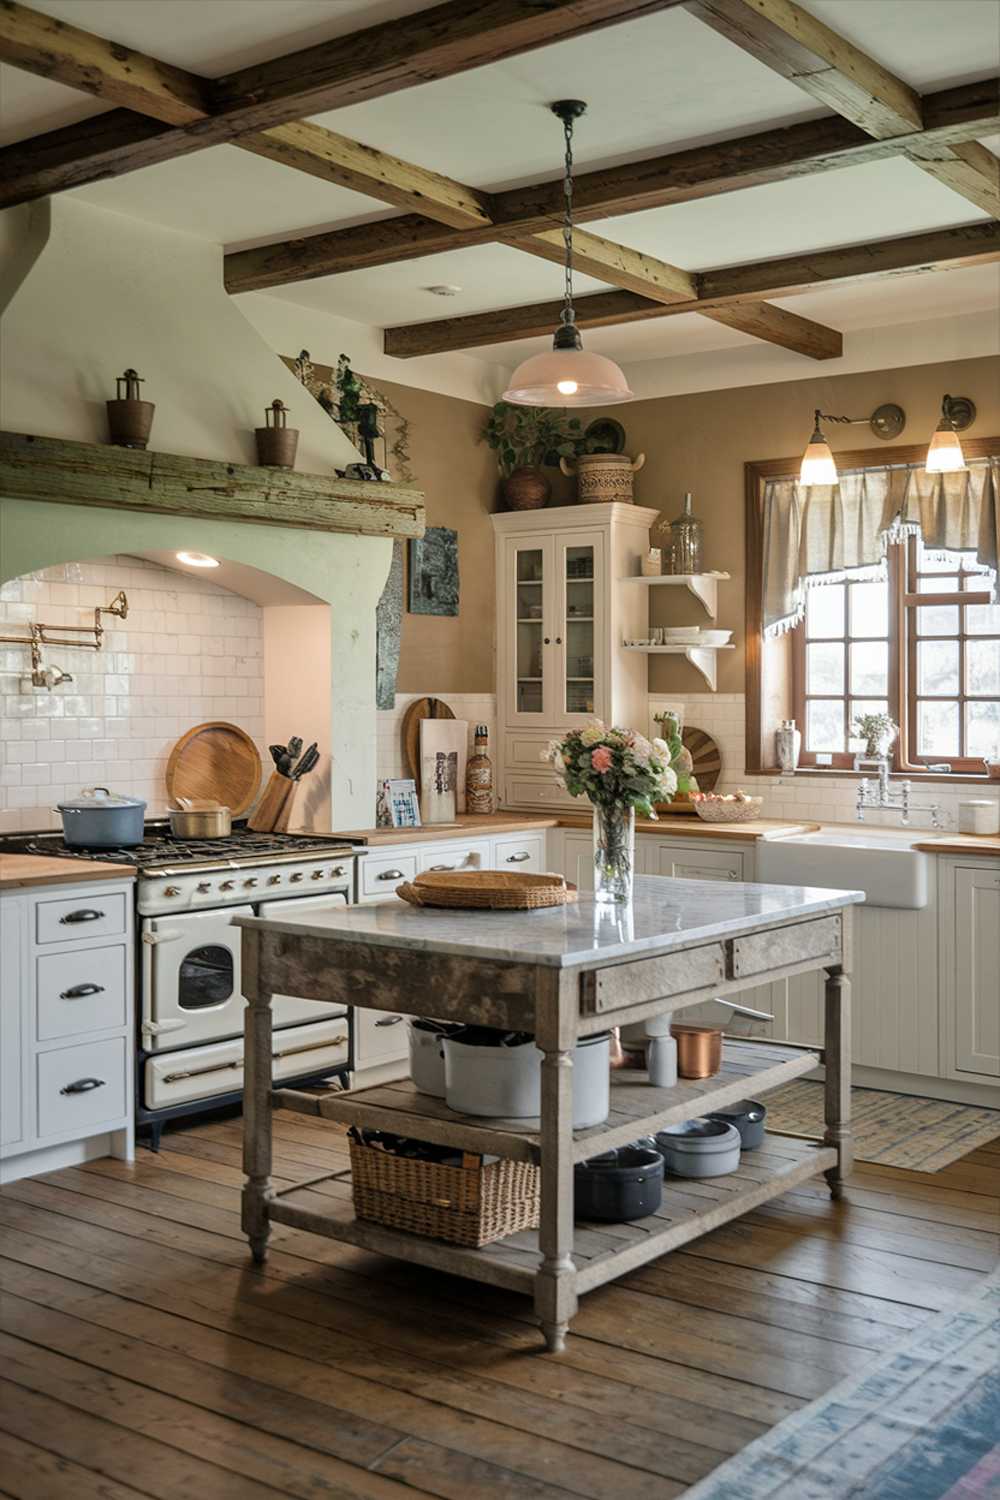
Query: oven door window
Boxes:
[{"xmin": 178, "ymin": 943, "xmax": 235, "ymax": 1009}]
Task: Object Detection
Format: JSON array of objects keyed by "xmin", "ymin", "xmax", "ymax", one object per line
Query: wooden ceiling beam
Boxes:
[
  {"xmin": 685, "ymin": 0, "xmax": 996, "ymax": 214},
  {"xmin": 382, "ymin": 220, "xmax": 1000, "ymax": 355},
  {"xmin": 0, "ymin": 0, "xmax": 689, "ymax": 203},
  {"xmin": 700, "ymin": 301, "xmax": 842, "ymax": 359},
  {"xmin": 504, "ymin": 228, "xmax": 697, "ymax": 302},
  {"xmin": 683, "ymin": 0, "xmax": 922, "ymax": 138}
]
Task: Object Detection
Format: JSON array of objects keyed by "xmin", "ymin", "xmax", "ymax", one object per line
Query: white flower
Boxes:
[
  {"xmin": 652, "ymin": 736, "xmax": 669, "ymax": 756},
  {"xmin": 580, "ymin": 725, "xmax": 605, "ymax": 747}
]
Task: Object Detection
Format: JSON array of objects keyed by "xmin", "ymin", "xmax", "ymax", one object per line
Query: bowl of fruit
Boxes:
[{"xmin": 690, "ymin": 790, "xmax": 763, "ymax": 824}]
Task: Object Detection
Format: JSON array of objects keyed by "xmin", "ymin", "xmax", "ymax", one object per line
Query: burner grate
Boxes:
[{"xmin": 0, "ymin": 824, "xmax": 356, "ymax": 869}]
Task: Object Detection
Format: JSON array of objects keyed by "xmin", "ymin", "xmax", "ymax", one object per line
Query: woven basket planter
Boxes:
[{"xmin": 349, "ymin": 1136, "xmax": 540, "ymax": 1247}]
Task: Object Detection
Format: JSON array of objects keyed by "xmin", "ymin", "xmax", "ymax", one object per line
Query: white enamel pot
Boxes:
[
  {"xmin": 443, "ymin": 1032, "xmax": 610, "ymax": 1127},
  {"xmin": 408, "ymin": 1023, "xmax": 449, "ymax": 1097},
  {"xmin": 656, "ymin": 1118, "xmax": 741, "ymax": 1178}
]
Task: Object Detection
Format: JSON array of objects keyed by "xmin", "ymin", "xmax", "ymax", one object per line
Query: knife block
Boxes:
[{"xmin": 248, "ymin": 771, "xmax": 294, "ymax": 832}]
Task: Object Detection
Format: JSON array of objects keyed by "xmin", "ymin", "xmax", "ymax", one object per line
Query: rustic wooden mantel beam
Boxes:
[{"xmin": 0, "ymin": 432, "xmax": 425, "ymax": 540}]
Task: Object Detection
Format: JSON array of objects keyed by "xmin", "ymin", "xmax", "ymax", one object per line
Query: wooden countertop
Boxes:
[
  {"xmin": 558, "ymin": 814, "xmax": 821, "ymax": 842},
  {"xmin": 914, "ymin": 835, "xmax": 1000, "ymax": 857},
  {"xmin": 0, "ymin": 853, "xmax": 137, "ymax": 891},
  {"xmin": 335, "ymin": 813, "xmax": 560, "ymax": 846}
]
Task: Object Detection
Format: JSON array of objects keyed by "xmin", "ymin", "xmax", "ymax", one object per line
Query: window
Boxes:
[{"xmin": 745, "ymin": 439, "xmax": 1000, "ymax": 775}]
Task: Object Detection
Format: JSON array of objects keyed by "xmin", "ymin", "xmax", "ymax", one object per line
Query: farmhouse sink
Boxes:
[{"xmin": 756, "ymin": 826, "xmax": 930, "ymax": 909}]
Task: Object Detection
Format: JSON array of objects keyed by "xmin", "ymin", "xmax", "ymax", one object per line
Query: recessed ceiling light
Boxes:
[
  {"xmin": 176, "ymin": 551, "xmax": 220, "ymax": 568},
  {"xmin": 425, "ymin": 284, "xmax": 463, "ymax": 296}
]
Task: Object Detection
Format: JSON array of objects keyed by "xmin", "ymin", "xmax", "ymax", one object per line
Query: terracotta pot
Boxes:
[{"xmin": 503, "ymin": 466, "xmax": 550, "ymax": 510}]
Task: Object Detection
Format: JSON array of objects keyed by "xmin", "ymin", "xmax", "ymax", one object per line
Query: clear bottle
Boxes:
[
  {"xmin": 465, "ymin": 724, "xmax": 494, "ymax": 814},
  {"xmin": 668, "ymin": 492, "xmax": 704, "ymax": 575}
]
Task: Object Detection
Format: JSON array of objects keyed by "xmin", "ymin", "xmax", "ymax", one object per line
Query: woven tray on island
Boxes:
[{"xmin": 396, "ymin": 869, "xmax": 578, "ymax": 910}]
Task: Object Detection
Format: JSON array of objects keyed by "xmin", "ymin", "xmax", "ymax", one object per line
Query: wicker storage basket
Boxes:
[
  {"xmin": 396, "ymin": 869, "xmax": 577, "ymax": 910},
  {"xmin": 349, "ymin": 1136, "xmax": 540, "ymax": 1247}
]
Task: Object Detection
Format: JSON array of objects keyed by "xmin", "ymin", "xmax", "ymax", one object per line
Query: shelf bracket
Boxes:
[
  {"xmin": 684, "ymin": 647, "xmax": 718, "ymax": 690},
  {"xmin": 684, "ymin": 575, "xmax": 720, "ymax": 618}
]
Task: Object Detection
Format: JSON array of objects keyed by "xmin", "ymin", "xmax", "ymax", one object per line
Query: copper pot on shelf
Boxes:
[{"xmin": 671, "ymin": 1023, "xmax": 723, "ymax": 1079}]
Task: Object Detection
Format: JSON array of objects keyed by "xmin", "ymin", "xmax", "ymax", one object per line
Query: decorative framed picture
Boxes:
[
  {"xmin": 409, "ymin": 527, "xmax": 459, "ymax": 616},
  {"xmin": 419, "ymin": 718, "xmax": 468, "ymax": 822},
  {"xmin": 385, "ymin": 778, "xmax": 421, "ymax": 829}
]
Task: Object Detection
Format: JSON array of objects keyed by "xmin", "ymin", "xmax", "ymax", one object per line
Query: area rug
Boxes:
[
  {"xmin": 683, "ymin": 1265, "xmax": 1000, "ymax": 1500},
  {"xmin": 763, "ymin": 1079, "xmax": 1000, "ymax": 1172}
]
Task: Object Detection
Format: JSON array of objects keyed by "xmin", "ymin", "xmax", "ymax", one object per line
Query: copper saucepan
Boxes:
[
  {"xmin": 670, "ymin": 1023, "xmax": 724, "ymax": 1079},
  {"xmin": 168, "ymin": 798, "xmax": 232, "ymax": 838}
]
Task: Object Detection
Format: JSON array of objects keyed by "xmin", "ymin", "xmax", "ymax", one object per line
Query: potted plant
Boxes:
[
  {"xmin": 482, "ymin": 402, "xmax": 587, "ymax": 510},
  {"xmin": 544, "ymin": 723, "xmax": 677, "ymax": 903},
  {"xmin": 852, "ymin": 711, "xmax": 898, "ymax": 762}
]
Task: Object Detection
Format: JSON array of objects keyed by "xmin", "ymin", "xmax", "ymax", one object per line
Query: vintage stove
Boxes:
[{"xmin": 1, "ymin": 824, "xmax": 361, "ymax": 1145}]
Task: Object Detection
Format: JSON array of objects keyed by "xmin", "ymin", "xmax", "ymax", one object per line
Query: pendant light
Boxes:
[
  {"xmin": 925, "ymin": 394, "xmax": 972, "ymax": 474},
  {"xmin": 502, "ymin": 101, "xmax": 633, "ymax": 407}
]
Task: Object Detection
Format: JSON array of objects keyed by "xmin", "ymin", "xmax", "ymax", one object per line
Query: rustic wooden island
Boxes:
[{"xmin": 237, "ymin": 875, "xmax": 862, "ymax": 1351}]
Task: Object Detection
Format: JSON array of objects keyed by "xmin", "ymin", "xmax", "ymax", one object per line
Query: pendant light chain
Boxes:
[{"xmin": 561, "ymin": 111, "xmax": 575, "ymax": 329}]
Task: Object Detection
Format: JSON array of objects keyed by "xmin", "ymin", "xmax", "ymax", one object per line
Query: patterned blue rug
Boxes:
[{"xmin": 684, "ymin": 1265, "xmax": 1000, "ymax": 1499}]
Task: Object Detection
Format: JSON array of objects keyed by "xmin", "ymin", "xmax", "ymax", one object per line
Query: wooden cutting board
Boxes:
[
  {"xmin": 401, "ymin": 696, "xmax": 455, "ymax": 792},
  {"xmin": 166, "ymin": 721, "xmax": 262, "ymax": 817}
]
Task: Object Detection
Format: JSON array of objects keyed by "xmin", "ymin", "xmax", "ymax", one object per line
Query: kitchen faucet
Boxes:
[{"xmin": 855, "ymin": 756, "xmax": 943, "ymax": 828}]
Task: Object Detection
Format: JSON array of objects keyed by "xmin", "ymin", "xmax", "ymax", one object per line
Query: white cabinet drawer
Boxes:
[
  {"xmin": 492, "ymin": 832, "xmax": 547, "ymax": 872},
  {"xmin": 505, "ymin": 777, "xmax": 579, "ymax": 812},
  {"xmin": 36, "ymin": 890, "xmax": 127, "ymax": 946},
  {"xmin": 144, "ymin": 1017, "xmax": 349, "ymax": 1110},
  {"xmin": 504, "ymin": 732, "xmax": 559, "ymax": 772},
  {"xmin": 417, "ymin": 841, "xmax": 491, "ymax": 874},
  {"xmin": 36, "ymin": 943, "xmax": 128, "ymax": 1041},
  {"xmin": 37, "ymin": 1035, "xmax": 127, "ymax": 1140},
  {"xmin": 354, "ymin": 1008, "xmax": 410, "ymax": 1068},
  {"xmin": 360, "ymin": 851, "xmax": 418, "ymax": 899},
  {"xmin": 646, "ymin": 842, "xmax": 745, "ymax": 883}
]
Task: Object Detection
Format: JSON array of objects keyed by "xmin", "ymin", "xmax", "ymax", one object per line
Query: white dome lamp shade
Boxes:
[
  {"xmin": 502, "ymin": 101, "xmax": 633, "ymax": 409},
  {"xmin": 925, "ymin": 394, "xmax": 974, "ymax": 474}
]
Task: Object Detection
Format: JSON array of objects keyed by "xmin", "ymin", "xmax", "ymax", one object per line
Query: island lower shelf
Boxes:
[
  {"xmin": 267, "ymin": 1134, "xmax": 837, "ymax": 1295},
  {"xmin": 274, "ymin": 1039, "xmax": 821, "ymax": 1164}
]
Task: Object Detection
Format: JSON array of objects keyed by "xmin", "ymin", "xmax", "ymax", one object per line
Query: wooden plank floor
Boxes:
[{"xmin": 1, "ymin": 1112, "xmax": 997, "ymax": 1500}]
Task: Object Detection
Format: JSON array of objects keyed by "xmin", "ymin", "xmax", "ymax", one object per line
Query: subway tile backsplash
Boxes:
[{"xmin": 0, "ymin": 556, "xmax": 265, "ymax": 833}]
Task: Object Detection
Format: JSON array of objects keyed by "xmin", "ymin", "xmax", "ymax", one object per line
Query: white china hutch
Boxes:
[{"xmin": 492, "ymin": 503, "xmax": 659, "ymax": 811}]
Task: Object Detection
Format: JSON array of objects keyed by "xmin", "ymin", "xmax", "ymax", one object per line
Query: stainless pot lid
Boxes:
[{"xmin": 57, "ymin": 786, "xmax": 148, "ymax": 811}]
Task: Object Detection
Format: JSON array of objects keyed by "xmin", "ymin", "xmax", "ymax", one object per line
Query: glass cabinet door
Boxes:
[
  {"xmin": 557, "ymin": 533, "xmax": 604, "ymax": 722},
  {"xmin": 512, "ymin": 541, "xmax": 549, "ymax": 719}
]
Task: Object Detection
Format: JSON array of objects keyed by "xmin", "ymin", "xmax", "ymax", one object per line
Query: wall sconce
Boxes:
[
  {"xmin": 925, "ymin": 394, "xmax": 975, "ymax": 475},
  {"xmin": 799, "ymin": 403, "xmax": 906, "ymax": 488}
]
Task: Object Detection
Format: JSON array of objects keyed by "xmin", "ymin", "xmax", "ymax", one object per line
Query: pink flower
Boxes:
[{"xmin": 591, "ymin": 746, "xmax": 613, "ymax": 773}]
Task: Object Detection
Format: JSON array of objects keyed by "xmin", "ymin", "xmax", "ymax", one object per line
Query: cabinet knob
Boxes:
[
  {"xmin": 543, "ymin": 637, "xmax": 551, "ymax": 645},
  {"xmin": 555, "ymin": 636, "xmax": 562, "ymax": 645}
]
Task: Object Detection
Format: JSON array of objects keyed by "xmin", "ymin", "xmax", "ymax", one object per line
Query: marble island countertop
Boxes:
[{"xmin": 237, "ymin": 874, "xmax": 864, "ymax": 970}]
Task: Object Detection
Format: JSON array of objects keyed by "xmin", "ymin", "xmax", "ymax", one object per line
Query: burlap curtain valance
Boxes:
[{"xmin": 762, "ymin": 458, "xmax": 999, "ymax": 637}]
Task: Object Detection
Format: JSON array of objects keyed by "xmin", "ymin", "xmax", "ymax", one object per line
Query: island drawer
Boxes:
[
  {"xmin": 37, "ymin": 1035, "xmax": 127, "ymax": 1140},
  {"xmin": 584, "ymin": 942, "xmax": 727, "ymax": 1014},
  {"xmin": 36, "ymin": 943, "xmax": 128, "ymax": 1041},
  {"xmin": 731, "ymin": 915, "xmax": 842, "ymax": 980},
  {"xmin": 35, "ymin": 890, "xmax": 128, "ymax": 946}
]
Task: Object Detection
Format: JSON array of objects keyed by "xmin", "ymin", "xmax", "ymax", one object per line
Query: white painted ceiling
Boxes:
[{"xmin": 1, "ymin": 0, "xmax": 998, "ymax": 371}]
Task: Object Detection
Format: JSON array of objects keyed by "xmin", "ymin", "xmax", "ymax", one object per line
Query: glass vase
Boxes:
[{"xmin": 592, "ymin": 803, "xmax": 636, "ymax": 905}]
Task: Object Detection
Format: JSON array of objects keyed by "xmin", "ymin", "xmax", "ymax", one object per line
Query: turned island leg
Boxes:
[
  {"xmin": 242, "ymin": 931, "xmax": 274, "ymax": 1264},
  {"xmin": 535, "ymin": 972, "xmax": 578, "ymax": 1353},
  {"xmin": 823, "ymin": 963, "xmax": 853, "ymax": 1199}
]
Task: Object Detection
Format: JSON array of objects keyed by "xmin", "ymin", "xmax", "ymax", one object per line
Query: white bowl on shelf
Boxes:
[{"xmin": 699, "ymin": 629, "xmax": 733, "ymax": 646}]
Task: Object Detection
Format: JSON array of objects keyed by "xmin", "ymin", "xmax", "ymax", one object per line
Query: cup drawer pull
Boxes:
[
  {"xmin": 375, "ymin": 1015, "xmax": 404, "ymax": 1027},
  {"xmin": 505, "ymin": 851, "xmax": 531, "ymax": 863},
  {"xmin": 429, "ymin": 863, "xmax": 455, "ymax": 872},
  {"xmin": 59, "ymin": 1077, "xmax": 106, "ymax": 1095},
  {"xmin": 59, "ymin": 909, "xmax": 105, "ymax": 925},
  {"xmin": 60, "ymin": 982, "xmax": 106, "ymax": 1000},
  {"xmin": 377, "ymin": 869, "xmax": 405, "ymax": 880}
]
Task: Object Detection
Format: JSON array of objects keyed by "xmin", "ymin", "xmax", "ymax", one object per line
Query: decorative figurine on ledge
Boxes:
[
  {"xmin": 255, "ymin": 399, "xmax": 299, "ymax": 468},
  {"xmin": 107, "ymin": 368, "xmax": 155, "ymax": 449}
]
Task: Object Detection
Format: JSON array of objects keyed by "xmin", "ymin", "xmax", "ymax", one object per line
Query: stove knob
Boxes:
[
  {"xmin": 164, "ymin": 886, "xmax": 181, "ymax": 898},
  {"xmin": 244, "ymin": 877, "xmax": 258, "ymax": 888},
  {"xmin": 331, "ymin": 866, "xmax": 345, "ymax": 878},
  {"xmin": 197, "ymin": 882, "xmax": 211, "ymax": 894},
  {"xmin": 267, "ymin": 875, "xmax": 281, "ymax": 886},
  {"xmin": 311, "ymin": 869, "xmax": 325, "ymax": 880},
  {"xmin": 220, "ymin": 880, "xmax": 235, "ymax": 892},
  {"xmin": 290, "ymin": 872, "xmax": 304, "ymax": 883}
]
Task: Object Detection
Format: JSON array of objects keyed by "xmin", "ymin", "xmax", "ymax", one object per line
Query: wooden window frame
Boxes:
[{"xmin": 745, "ymin": 436, "xmax": 1000, "ymax": 775}]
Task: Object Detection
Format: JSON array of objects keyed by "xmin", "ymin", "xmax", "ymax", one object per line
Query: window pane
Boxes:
[
  {"xmin": 848, "ymin": 700, "xmax": 890, "ymax": 753},
  {"xmin": 964, "ymin": 576, "xmax": 1000, "ymax": 636},
  {"xmin": 916, "ymin": 575, "xmax": 959, "ymax": 636},
  {"xmin": 849, "ymin": 580, "xmax": 888, "ymax": 638},
  {"xmin": 918, "ymin": 700, "xmax": 959, "ymax": 757},
  {"xmin": 807, "ymin": 641, "xmax": 844, "ymax": 694},
  {"xmin": 967, "ymin": 640, "xmax": 1000, "ymax": 697},
  {"xmin": 917, "ymin": 640, "xmax": 960, "ymax": 696},
  {"xmin": 805, "ymin": 585, "xmax": 844, "ymax": 639},
  {"xmin": 807, "ymin": 699, "xmax": 844, "ymax": 752},
  {"xmin": 967, "ymin": 701, "xmax": 1000, "ymax": 759},
  {"xmin": 850, "ymin": 640, "xmax": 888, "ymax": 695}
]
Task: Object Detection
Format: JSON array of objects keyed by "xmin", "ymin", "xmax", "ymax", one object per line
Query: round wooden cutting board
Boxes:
[
  {"xmin": 657, "ymin": 724, "xmax": 722, "ymax": 812},
  {"xmin": 401, "ymin": 696, "xmax": 455, "ymax": 791},
  {"xmin": 166, "ymin": 721, "xmax": 262, "ymax": 818}
]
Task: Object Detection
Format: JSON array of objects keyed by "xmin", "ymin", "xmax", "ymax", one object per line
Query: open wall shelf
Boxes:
[
  {"xmin": 619, "ymin": 571, "xmax": 730, "ymax": 619},
  {"xmin": 622, "ymin": 642, "xmax": 735, "ymax": 689}
]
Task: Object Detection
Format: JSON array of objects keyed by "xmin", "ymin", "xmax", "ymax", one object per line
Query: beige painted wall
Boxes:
[
  {"xmin": 373, "ymin": 377, "xmax": 499, "ymax": 695},
  {"xmin": 540, "ymin": 353, "xmax": 1000, "ymax": 693}
]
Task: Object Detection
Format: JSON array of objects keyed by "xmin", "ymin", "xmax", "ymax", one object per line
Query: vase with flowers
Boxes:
[{"xmin": 545, "ymin": 723, "xmax": 677, "ymax": 903}]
